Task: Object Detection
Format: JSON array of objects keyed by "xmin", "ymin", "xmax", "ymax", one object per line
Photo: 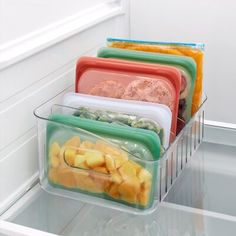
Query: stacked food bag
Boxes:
[{"xmin": 34, "ymin": 38, "xmax": 204, "ymax": 213}]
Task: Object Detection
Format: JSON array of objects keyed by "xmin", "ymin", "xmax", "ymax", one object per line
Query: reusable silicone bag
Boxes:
[
  {"xmin": 107, "ymin": 38, "xmax": 204, "ymax": 114},
  {"xmin": 62, "ymin": 92, "xmax": 172, "ymax": 149},
  {"xmin": 75, "ymin": 57, "xmax": 181, "ymax": 137},
  {"xmin": 97, "ymin": 47, "xmax": 196, "ymax": 131},
  {"xmin": 35, "ymin": 104, "xmax": 161, "ymax": 211}
]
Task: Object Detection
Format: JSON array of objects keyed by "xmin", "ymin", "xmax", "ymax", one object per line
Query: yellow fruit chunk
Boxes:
[
  {"xmin": 64, "ymin": 136, "xmax": 81, "ymax": 148},
  {"xmin": 94, "ymin": 140, "xmax": 107, "ymax": 152},
  {"xmin": 105, "ymin": 154, "xmax": 116, "ymax": 173},
  {"xmin": 91, "ymin": 173, "xmax": 109, "ymax": 189},
  {"xmin": 138, "ymin": 169, "xmax": 152, "ymax": 184},
  {"xmin": 113, "ymin": 155, "xmax": 128, "ymax": 169},
  {"xmin": 129, "ymin": 161, "xmax": 142, "ymax": 174},
  {"xmin": 138, "ymin": 189, "xmax": 150, "ymax": 206},
  {"xmin": 120, "ymin": 150, "xmax": 129, "ymax": 160},
  {"xmin": 90, "ymin": 166, "xmax": 109, "ymax": 187},
  {"xmin": 64, "ymin": 148, "xmax": 77, "ymax": 166},
  {"xmin": 79, "ymin": 162, "xmax": 90, "ymax": 169},
  {"xmin": 57, "ymin": 168, "xmax": 76, "ymax": 188},
  {"xmin": 59, "ymin": 146, "xmax": 65, "ymax": 164},
  {"xmin": 104, "ymin": 146, "xmax": 121, "ymax": 156},
  {"xmin": 104, "ymin": 181, "xmax": 112, "ymax": 193},
  {"xmin": 74, "ymin": 154, "xmax": 86, "ymax": 164},
  {"xmin": 93, "ymin": 166, "xmax": 108, "ymax": 174},
  {"xmin": 118, "ymin": 176, "xmax": 140, "ymax": 204},
  {"xmin": 50, "ymin": 142, "xmax": 60, "ymax": 156},
  {"xmin": 108, "ymin": 183, "xmax": 120, "ymax": 199},
  {"xmin": 85, "ymin": 150, "xmax": 104, "ymax": 168},
  {"xmin": 73, "ymin": 170, "xmax": 89, "ymax": 187},
  {"xmin": 74, "ymin": 170, "xmax": 89, "ymax": 178},
  {"xmin": 50, "ymin": 155, "xmax": 60, "ymax": 168},
  {"xmin": 48, "ymin": 168, "xmax": 58, "ymax": 183},
  {"xmin": 142, "ymin": 180, "xmax": 151, "ymax": 191},
  {"xmin": 119, "ymin": 162, "xmax": 137, "ymax": 180},
  {"xmin": 111, "ymin": 171, "xmax": 123, "ymax": 184},
  {"xmin": 82, "ymin": 177, "xmax": 103, "ymax": 193},
  {"xmin": 77, "ymin": 148, "xmax": 87, "ymax": 155},
  {"xmin": 80, "ymin": 140, "xmax": 94, "ymax": 149},
  {"xmin": 74, "ymin": 178, "xmax": 88, "ymax": 190},
  {"xmin": 74, "ymin": 155, "xmax": 87, "ymax": 168}
]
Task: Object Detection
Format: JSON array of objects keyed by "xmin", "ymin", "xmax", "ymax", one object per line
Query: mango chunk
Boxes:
[
  {"xmin": 50, "ymin": 142, "xmax": 60, "ymax": 156},
  {"xmin": 119, "ymin": 162, "xmax": 137, "ymax": 179},
  {"xmin": 48, "ymin": 168, "xmax": 58, "ymax": 183},
  {"xmin": 59, "ymin": 146, "xmax": 65, "ymax": 164},
  {"xmin": 64, "ymin": 148, "xmax": 77, "ymax": 166},
  {"xmin": 104, "ymin": 146, "xmax": 121, "ymax": 156},
  {"xmin": 73, "ymin": 170, "xmax": 89, "ymax": 187},
  {"xmin": 129, "ymin": 161, "xmax": 142, "ymax": 174},
  {"xmin": 111, "ymin": 171, "xmax": 123, "ymax": 184},
  {"xmin": 142, "ymin": 180, "xmax": 151, "ymax": 190},
  {"xmin": 89, "ymin": 166, "xmax": 110, "ymax": 189},
  {"xmin": 50, "ymin": 155, "xmax": 60, "ymax": 168},
  {"xmin": 64, "ymin": 136, "xmax": 81, "ymax": 148},
  {"xmin": 85, "ymin": 150, "xmax": 104, "ymax": 168},
  {"xmin": 120, "ymin": 150, "xmax": 129, "ymax": 160},
  {"xmin": 81, "ymin": 177, "xmax": 103, "ymax": 193},
  {"xmin": 57, "ymin": 168, "xmax": 76, "ymax": 188},
  {"xmin": 74, "ymin": 154, "xmax": 86, "ymax": 167},
  {"xmin": 104, "ymin": 181, "xmax": 112, "ymax": 193},
  {"xmin": 138, "ymin": 169, "xmax": 152, "ymax": 183},
  {"xmin": 74, "ymin": 154, "xmax": 86, "ymax": 164},
  {"xmin": 74, "ymin": 170, "xmax": 89, "ymax": 178},
  {"xmin": 77, "ymin": 148, "xmax": 87, "ymax": 155},
  {"xmin": 80, "ymin": 140, "xmax": 94, "ymax": 149},
  {"xmin": 105, "ymin": 154, "xmax": 116, "ymax": 173},
  {"xmin": 108, "ymin": 183, "xmax": 120, "ymax": 199},
  {"xmin": 93, "ymin": 166, "xmax": 108, "ymax": 174},
  {"xmin": 113, "ymin": 155, "xmax": 128, "ymax": 169},
  {"xmin": 118, "ymin": 177, "xmax": 140, "ymax": 204},
  {"xmin": 74, "ymin": 176, "xmax": 90, "ymax": 190},
  {"xmin": 138, "ymin": 189, "xmax": 150, "ymax": 206},
  {"xmin": 73, "ymin": 154, "xmax": 90, "ymax": 169},
  {"xmin": 91, "ymin": 173, "xmax": 109, "ymax": 189},
  {"xmin": 94, "ymin": 140, "xmax": 107, "ymax": 152}
]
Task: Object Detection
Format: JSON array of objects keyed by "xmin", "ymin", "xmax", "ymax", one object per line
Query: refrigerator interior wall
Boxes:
[
  {"xmin": 0, "ymin": 0, "xmax": 109, "ymax": 45},
  {"xmin": 130, "ymin": 0, "xmax": 236, "ymax": 125},
  {"xmin": 0, "ymin": 0, "xmax": 130, "ymax": 216}
]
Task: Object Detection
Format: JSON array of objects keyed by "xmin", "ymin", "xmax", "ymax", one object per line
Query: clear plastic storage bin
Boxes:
[{"xmin": 34, "ymin": 87, "xmax": 207, "ymax": 215}]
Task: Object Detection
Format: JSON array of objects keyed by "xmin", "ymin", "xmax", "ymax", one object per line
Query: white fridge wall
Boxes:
[
  {"xmin": 0, "ymin": 0, "xmax": 130, "ymax": 215},
  {"xmin": 0, "ymin": 0, "xmax": 105, "ymax": 45},
  {"xmin": 130, "ymin": 0, "xmax": 236, "ymax": 125}
]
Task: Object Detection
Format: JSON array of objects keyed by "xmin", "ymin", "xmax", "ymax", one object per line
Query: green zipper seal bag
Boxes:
[
  {"xmin": 46, "ymin": 113, "xmax": 161, "ymax": 210},
  {"xmin": 97, "ymin": 47, "xmax": 196, "ymax": 126}
]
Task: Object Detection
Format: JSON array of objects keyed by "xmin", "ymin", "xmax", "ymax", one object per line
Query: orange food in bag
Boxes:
[{"xmin": 109, "ymin": 41, "xmax": 204, "ymax": 114}]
